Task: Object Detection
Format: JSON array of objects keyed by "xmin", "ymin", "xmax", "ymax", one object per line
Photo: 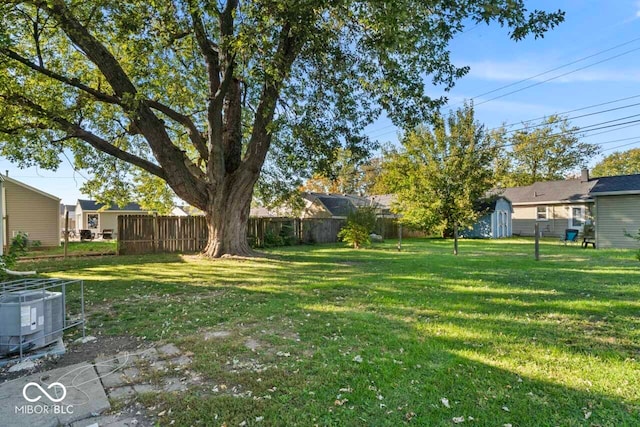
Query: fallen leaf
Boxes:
[
  {"xmin": 502, "ymin": 406, "xmax": 510, "ymax": 412},
  {"xmin": 441, "ymin": 397, "xmax": 451, "ymax": 408},
  {"xmin": 584, "ymin": 411, "xmax": 592, "ymax": 420},
  {"xmin": 353, "ymin": 355, "xmax": 363, "ymax": 363},
  {"xmin": 452, "ymin": 416, "xmax": 465, "ymax": 423}
]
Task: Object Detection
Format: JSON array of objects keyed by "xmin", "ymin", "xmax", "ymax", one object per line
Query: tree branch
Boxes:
[
  {"xmin": 0, "ymin": 47, "xmax": 121, "ymax": 104},
  {"xmin": 2, "ymin": 93, "xmax": 167, "ymax": 180},
  {"xmin": 34, "ymin": 0, "xmax": 209, "ymax": 206},
  {"xmin": 243, "ymin": 23, "xmax": 303, "ymax": 173},
  {"xmin": 145, "ymin": 99, "xmax": 208, "ymax": 160}
]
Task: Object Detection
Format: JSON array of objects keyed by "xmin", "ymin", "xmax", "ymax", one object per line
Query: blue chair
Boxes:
[{"xmin": 562, "ymin": 229, "xmax": 579, "ymax": 245}]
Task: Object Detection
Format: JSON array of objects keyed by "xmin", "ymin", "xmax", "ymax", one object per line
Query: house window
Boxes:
[
  {"xmin": 571, "ymin": 207, "xmax": 584, "ymax": 227},
  {"xmin": 536, "ymin": 206, "xmax": 548, "ymax": 221},
  {"xmin": 87, "ymin": 214, "xmax": 99, "ymax": 229}
]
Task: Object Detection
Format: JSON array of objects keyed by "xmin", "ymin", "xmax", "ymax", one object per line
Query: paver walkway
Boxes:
[
  {"xmin": 0, "ymin": 362, "xmax": 110, "ymax": 427},
  {"xmin": 0, "ymin": 343, "xmax": 194, "ymax": 427}
]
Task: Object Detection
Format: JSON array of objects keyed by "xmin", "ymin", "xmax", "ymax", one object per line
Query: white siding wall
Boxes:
[{"xmin": 595, "ymin": 195, "xmax": 640, "ymax": 249}]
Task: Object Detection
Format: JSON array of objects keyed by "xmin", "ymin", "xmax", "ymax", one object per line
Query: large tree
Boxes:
[
  {"xmin": 498, "ymin": 115, "xmax": 599, "ymax": 186},
  {"xmin": 592, "ymin": 148, "xmax": 640, "ymax": 177},
  {"xmin": 379, "ymin": 104, "xmax": 500, "ymax": 254},
  {"xmin": 0, "ymin": 1, "xmax": 563, "ymax": 257}
]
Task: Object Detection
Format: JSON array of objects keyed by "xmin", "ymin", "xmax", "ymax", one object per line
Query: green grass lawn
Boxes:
[
  {"xmin": 22, "ymin": 241, "xmax": 117, "ymax": 258},
  {"xmin": 20, "ymin": 238, "xmax": 640, "ymax": 426}
]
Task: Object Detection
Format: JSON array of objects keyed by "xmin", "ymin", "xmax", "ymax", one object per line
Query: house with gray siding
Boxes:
[
  {"xmin": 498, "ymin": 170, "xmax": 595, "ymax": 238},
  {"xmin": 590, "ymin": 174, "xmax": 640, "ymax": 249},
  {"xmin": 495, "ymin": 170, "xmax": 640, "ymax": 249}
]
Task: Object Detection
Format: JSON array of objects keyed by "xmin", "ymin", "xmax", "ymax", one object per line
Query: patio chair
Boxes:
[
  {"xmin": 561, "ymin": 228, "xmax": 580, "ymax": 245},
  {"xmin": 79, "ymin": 229, "xmax": 94, "ymax": 241},
  {"xmin": 581, "ymin": 224, "xmax": 596, "ymax": 248}
]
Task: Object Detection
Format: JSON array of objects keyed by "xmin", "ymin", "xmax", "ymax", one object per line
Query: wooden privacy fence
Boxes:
[
  {"xmin": 118, "ymin": 215, "xmax": 425, "ymax": 255},
  {"xmin": 246, "ymin": 217, "xmax": 347, "ymax": 247},
  {"xmin": 118, "ymin": 215, "xmax": 208, "ymax": 255}
]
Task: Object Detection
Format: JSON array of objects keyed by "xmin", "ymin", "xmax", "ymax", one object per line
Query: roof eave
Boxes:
[
  {"xmin": 591, "ymin": 190, "xmax": 640, "ymax": 196},
  {"xmin": 512, "ymin": 199, "xmax": 594, "ymax": 206}
]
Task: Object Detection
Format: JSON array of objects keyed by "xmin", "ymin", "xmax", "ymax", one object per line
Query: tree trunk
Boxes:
[
  {"xmin": 453, "ymin": 223, "xmax": 459, "ymax": 256},
  {"xmin": 202, "ymin": 173, "xmax": 257, "ymax": 258}
]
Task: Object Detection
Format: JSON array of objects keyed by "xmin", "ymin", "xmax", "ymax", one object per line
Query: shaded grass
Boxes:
[
  {"xmin": 20, "ymin": 238, "xmax": 640, "ymax": 426},
  {"xmin": 22, "ymin": 241, "xmax": 117, "ymax": 258}
]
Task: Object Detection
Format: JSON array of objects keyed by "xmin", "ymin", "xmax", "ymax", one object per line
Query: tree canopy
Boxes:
[
  {"xmin": 0, "ymin": 1, "xmax": 564, "ymax": 256},
  {"xmin": 592, "ymin": 148, "xmax": 640, "ymax": 177},
  {"xmin": 495, "ymin": 116, "xmax": 599, "ymax": 186},
  {"xmin": 379, "ymin": 104, "xmax": 500, "ymax": 252}
]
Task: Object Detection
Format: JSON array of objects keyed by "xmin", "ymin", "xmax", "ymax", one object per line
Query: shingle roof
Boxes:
[
  {"xmin": 314, "ymin": 194, "xmax": 356, "ymax": 217},
  {"xmin": 590, "ymin": 174, "xmax": 640, "ymax": 193},
  {"xmin": 78, "ymin": 199, "xmax": 144, "ymax": 211},
  {"xmin": 498, "ymin": 179, "xmax": 596, "ymax": 204},
  {"xmin": 368, "ymin": 194, "xmax": 396, "ymax": 209}
]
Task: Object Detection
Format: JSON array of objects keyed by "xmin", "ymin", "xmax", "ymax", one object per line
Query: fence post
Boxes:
[
  {"xmin": 64, "ymin": 211, "xmax": 69, "ymax": 259},
  {"xmin": 397, "ymin": 222, "xmax": 402, "ymax": 252},
  {"xmin": 534, "ymin": 222, "xmax": 540, "ymax": 261},
  {"xmin": 153, "ymin": 213, "xmax": 159, "ymax": 253},
  {"xmin": 117, "ymin": 216, "xmax": 122, "ymax": 255}
]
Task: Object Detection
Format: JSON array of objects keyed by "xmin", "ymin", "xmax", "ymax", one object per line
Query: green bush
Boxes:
[
  {"xmin": 260, "ymin": 223, "xmax": 295, "ymax": 248},
  {"xmin": 338, "ymin": 207, "xmax": 378, "ymax": 249},
  {"xmin": 0, "ymin": 231, "xmax": 30, "ymax": 277},
  {"xmin": 10, "ymin": 231, "xmax": 29, "ymax": 255}
]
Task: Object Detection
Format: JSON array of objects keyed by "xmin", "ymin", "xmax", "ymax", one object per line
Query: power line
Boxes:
[
  {"xmin": 496, "ymin": 94, "xmax": 640, "ymax": 129},
  {"xmin": 466, "ymin": 36, "xmax": 640, "ymax": 104},
  {"xmin": 367, "ymin": 98, "xmax": 640, "ymax": 140},
  {"xmin": 600, "ymin": 140, "xmax": 640, "ymax": 153},
  {"xmin": 474, "ymin": 45, "xmax": 640, "ymax": 107},
  {"xmin": 365, "ymin": 37, "xmax": 640, "ymax": 139},
  {"xmin": 581, "ymin": 121, "xmax": 640, "ymax": 138}
]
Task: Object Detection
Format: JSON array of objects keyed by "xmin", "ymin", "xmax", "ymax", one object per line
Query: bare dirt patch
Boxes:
[{"xmin": 0, "ymin": 335, "xmax": 145, "ymax": 383}]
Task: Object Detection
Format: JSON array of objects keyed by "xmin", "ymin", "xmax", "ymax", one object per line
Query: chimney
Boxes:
[
  {"xmin": 4, "ymin": 170, "xmax": 7, "ymax": 177},
  {"xmin": 581, "ymin": 168, "xmax": 590, "ymax": 182}
]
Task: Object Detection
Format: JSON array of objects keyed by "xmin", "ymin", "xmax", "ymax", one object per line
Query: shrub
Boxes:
[
  {"xmin": 338, "ymin": 207, "xmax": 378, "ymax": 249},
  {"xmin": 10, "ymin": 231, "xmax": 29, "ymax": 255},
  {"xmin": 0, "ymin": 232, "xmax": 30, "ymax": 278}
]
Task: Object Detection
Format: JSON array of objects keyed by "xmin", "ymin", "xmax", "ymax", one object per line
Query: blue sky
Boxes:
[{"xmin": 2, "ymin": 0, "xmax": 640, "ymax": 204}]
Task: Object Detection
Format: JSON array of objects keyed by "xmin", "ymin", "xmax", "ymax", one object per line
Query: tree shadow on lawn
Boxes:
[
  {"xmin": 298, "ymin": 307, "xmax": 638, "ymax": 426},
  {"xmin": 40, "ymin": 242, "xmax": 639, "ymax": 361},
  {"xmin": 146, "ymin": 297, "xmax": 639, "ymax": 426},
  {"xmin": 26, "ymin": 241, "xmax": 640, "ymax": 424}
]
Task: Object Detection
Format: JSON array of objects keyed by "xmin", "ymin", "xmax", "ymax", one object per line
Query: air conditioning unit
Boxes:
[{"xmin": 0, "ymin": 290, "xmax": 64, "ymax": 356}]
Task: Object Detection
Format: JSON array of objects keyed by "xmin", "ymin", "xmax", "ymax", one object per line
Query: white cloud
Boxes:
[{"xmin": 463, "ymin": 59, "xmax": 640, "ymax": 84}]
